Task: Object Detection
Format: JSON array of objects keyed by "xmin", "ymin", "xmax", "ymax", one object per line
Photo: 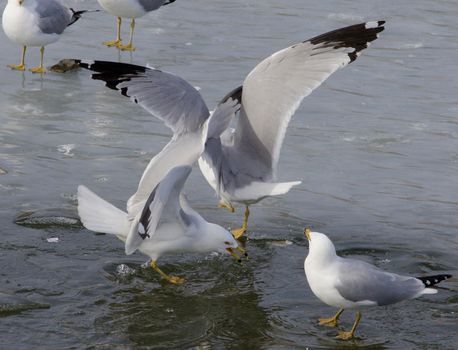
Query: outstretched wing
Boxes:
[
  {"xmin": 233, "ymin": 21, "xmax": 385, "ymax": 178},
  {"xmin": 125, "ymin": 165, "xmax": 192, "ymax": 255},
  {"xmin": 77, "ymin": 60, "xmax": 210, "ymax": 135}
]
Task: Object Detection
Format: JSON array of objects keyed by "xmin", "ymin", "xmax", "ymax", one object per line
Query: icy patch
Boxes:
[
  {"xmin": 116, "ymin": 264, "xmax": 136, "ymax": 276},
  {"xmin": 327, "ymin": 13, "xmax": 364, "ymax": 22},
  {"xmin": 15, "ymin": 211, "xmax": 80, "ymax": 228},
  {"xmin": 13, "ymin": 103, "xmax": 44, "ymax": 117},
  {"xmin": 269, "ymin": 240, "xmax": 293, "ymax": 247},
  {"xmin": 46, "ymin": 237, "xmax": 59, "ymax": 243},
  {"xmin": 57, "ymin": 144, "xmax": 75, "ymax": 156},
  {"xmin": 398, "ymin": 42, "xmax": 423, "ymax": 49}
]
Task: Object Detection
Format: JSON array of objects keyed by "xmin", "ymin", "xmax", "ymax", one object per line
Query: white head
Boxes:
[
  {"xmin": 14, "ymin": 0, "xmax": 29, "ymax": 6},
  {"xmin": 304, "ymin": 228, "xmax": 337, "ymax": 265},
  {"xmin": 198, "ymin": 223, "xmax": 242, "ymax": 262}
]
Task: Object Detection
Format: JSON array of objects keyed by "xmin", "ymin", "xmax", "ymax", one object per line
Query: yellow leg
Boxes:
[
  {"xmin": 318, "ymin": 309, "xmax": 344, "ymax": 327},
  {"xmin": 231, "ymin": 205, "xmax": 250, "ymax": 239},
  {"xmin": 150, "ymin": 260, "xmax": 184, "ymax": 284},
  {"xmin": 8, "ymin": 46, "xmax": 26, "ymax": 71},
  {"xmin": 336, "ymin": 311, "xmax": 361, "ymax": 340},
  {"xmin": 218, "ymin": 200, "xmax": 235, "ymax": 213},
  {"xmin": 29, "ymin": 46, "xmax": 46, "ymax": 74},
  {"xmin": 103, "ymin": 16, "xmax": 122, "ymax": 47},
  {"xmin": 119, "ymin": 18, "xmax": 136, "ymax": 51}
]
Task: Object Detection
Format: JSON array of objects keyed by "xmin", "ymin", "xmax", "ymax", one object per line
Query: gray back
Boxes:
[
  {"xmin": 335, "ymin": 259, "xmax": 424, "ymax": 306},
  {"xmin": 137, "ymin": 0, "xmax": 167, "ymax": 12},
  {"xmin": 35, "ymin": 0, "xmax": 71, "ymax": 34}
]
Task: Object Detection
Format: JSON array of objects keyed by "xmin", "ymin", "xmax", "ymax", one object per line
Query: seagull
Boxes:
[
  {"xmin": 71, "ymin": 60, "xmax": 242, "ymax": 282},
  {"xmin": 78, "ymin": 165, "xmax": 241, "ymax": 284},
  {"xmin": 2, "ymin": 0, "xmax": 94, "ymax": 73},
  {"xmin": 71, "ymin": 59, "xmax": 240, "ymax": 217},
  {"xmin": 303, "ymin": 229, "xmax": 452, "ymax": 340},
  {"xmin": 199, "ymin": 21, "xmax": 386, "ymax": 239},
  {"xmin": 97, "ymin": 0, "xmax": 176, "ymax": 51}
]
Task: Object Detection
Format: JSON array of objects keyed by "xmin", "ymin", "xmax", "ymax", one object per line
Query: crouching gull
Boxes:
[
  {"xmin": 199, "ymin": 21, "xmax": 386, "ymax": 238},
  {"xmin": 78, "ymin": 165, "xmax": 241, "ymax": 284},
  {"xmin": 2, "ymin": 0, "xmax": 95, "ymax": 73},
  {"xmin": 304, "ymin": 229, "xmax": 452, "ymax": 340},
  {"xmin": 97, "ymin": 0, "xmax": 176, "ymax": 51}
]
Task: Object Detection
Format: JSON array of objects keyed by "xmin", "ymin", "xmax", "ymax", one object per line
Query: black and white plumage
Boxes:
[
  {"xmin": 198, "ymin": 21, "xmax": 385, "ymax": 237},
  {"xmin": 78, "ymin": 166, "xmax": 239, "ymax": 282},
  {"xmin": 304, "ymin": 230, "xmax": 451, "ymax": 339},
  {"xmin": 74, "ymin": 61, "xmax": 241, "ymax": 281},
  {"xmin": 75, "ymin": 60, "xmax": 238, "ymax": 218}
]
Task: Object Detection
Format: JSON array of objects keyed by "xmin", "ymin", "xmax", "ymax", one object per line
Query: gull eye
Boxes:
[{"xmin": 224, "ymin": 241, "xmax": 231, "ymax": 245}]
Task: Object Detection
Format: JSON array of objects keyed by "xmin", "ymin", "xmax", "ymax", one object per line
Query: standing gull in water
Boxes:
[
  {"xmin": 78, "ymin": 166, "xmax": 240, "ymax": 284},
  {"xmin": 97, "ymin": 0, "xmax": 176, "ymax": 51},
  {"xmin": 2, "ymin": 0, "xmax": 93, "ymax": 73},
  {"xmin": 199, "ymin": 21, "xmax": 386, "ymax": 238},
  {"xmin": 304, "ymin": 229, "xmax": 452, "ymax": 339}
]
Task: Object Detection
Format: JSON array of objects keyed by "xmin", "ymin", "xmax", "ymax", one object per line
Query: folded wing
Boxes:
[{"xmin": 125, "ymin": 165, "xmax": 192, "ymax": 255}]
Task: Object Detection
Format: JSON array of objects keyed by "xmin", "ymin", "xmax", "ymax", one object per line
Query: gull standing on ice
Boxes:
[
  {"xmin": 304, "ymin": 229, "xmax": 452, "ymax": 340},
  {"xmin": 78, "ymin": 166, "xmax": 241, "ymax": 284},
  {"xmin": 2, "ymin": 0, "xmax": 93, "ymax": 73},
  {"xmin": 199, "ymin": 21, "xmax": 386, "ymax": 238},
  {"xmin": 97, "ymin": 0, "xmax": 176, "ymax": 51}
]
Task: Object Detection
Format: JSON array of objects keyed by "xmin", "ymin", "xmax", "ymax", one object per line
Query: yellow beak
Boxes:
[
  {"xmin": 226, "ymin": 248, "xmax": 241, "ymax": 263},
  {"xmin": 304, "ymin": 228, "xmax": 311, "ymax": 241}
]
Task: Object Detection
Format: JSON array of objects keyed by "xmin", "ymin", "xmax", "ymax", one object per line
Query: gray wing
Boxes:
[
  {"xmin": 125, "ymin": 165, "xmax": 192, "ymax": 255},
  {"xmin": 232, "ymin": 21, "xmax": 385, "ymax": 179},
  {"xmin": 201, "ymin": 85, "xmax": 268, "ymax": 195},
  {"xmin": 77, "ymin": 60, "xmax": 210, "ymax": 135},
  {"xmin": 35, "ymin": 0, "xmax": 72, "ymax": 34},
  {"xmin": 206, "ymin": 86, "xmax": 241, "ymax": 139},
  {"xmin": 178, "ymin": 194, "xmax": 203, "ymax": 226},
  {"xmin": 137, "ymin": 0, "xmax": 168, "ymax": 12},
  {"xmin": 335, "ymin": 258, "xmax": 425, "ymax": 306}
]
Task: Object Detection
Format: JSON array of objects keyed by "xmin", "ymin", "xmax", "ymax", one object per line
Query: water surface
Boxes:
[{"xmin": 0, "ymin": 0, "xmax": 457, "ymax": 349}]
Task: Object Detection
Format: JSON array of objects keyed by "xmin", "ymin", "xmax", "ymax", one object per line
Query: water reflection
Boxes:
[{"xmin": 97, "ymin": 252, "xmax": 272, "ymax": 349}]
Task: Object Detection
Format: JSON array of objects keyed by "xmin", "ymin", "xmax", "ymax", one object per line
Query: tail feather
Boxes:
[
  {"xmin": 416, "ymin": 274, "xmax": 452, "ymax": 287},
  {"xmin": 77, "ymin": 185, "xmax": 130, "ymax": 240},
  {"xmin": 233, "ymin": 180, "xmax": 301, "ymax": 202},
  {"xmin": 68, "ymin": 9, "xmax": 99, "ymax": 27}
]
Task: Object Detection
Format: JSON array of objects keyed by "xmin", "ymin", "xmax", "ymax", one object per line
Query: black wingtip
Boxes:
[
  {"xmin": 72, "ymin": 60, "xmax": 152, "ymax": 93},
  {"xmin": 218, "ymin": 85, "xmax": 243, "ymax": 106},
  {"xmin": 416, "ymin": 274, "xmax": 452, "ymax": 287},
  {"xmin": 308, "ymin": 20, "xmax": 385, "ymax": 63}
]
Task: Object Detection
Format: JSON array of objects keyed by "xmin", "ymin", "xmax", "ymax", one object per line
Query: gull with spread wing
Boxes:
[
  {"xmin": 72, "ymin": 61, "xmax": 241, "ymax": 282},
  {"xmin": 199, "ymin": 21, "xmax": 386, "ymax": 238},
  {"xmin": 73, "ymin": 60, "xmax": 239, "ymax": 218}
]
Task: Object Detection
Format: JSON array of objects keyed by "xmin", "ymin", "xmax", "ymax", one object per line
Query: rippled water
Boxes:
[{"xmin": 1, "ymin": 0, "xmax": 457, "ymax": 349}]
